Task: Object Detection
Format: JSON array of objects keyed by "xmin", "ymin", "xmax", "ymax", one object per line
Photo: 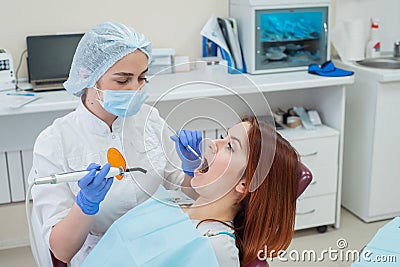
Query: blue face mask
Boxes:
[{"xmin": 95, "ymin": 86, "xmax": 149, "ymax": 117}]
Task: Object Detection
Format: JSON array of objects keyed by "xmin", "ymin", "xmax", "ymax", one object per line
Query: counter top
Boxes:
[
  {"xmin": 0, "ymin": 90, "xmax": 77, "ymax": 117},
  {"xmin": 146, "ymin": 68, "xmax": 354, "ymax": 101},
  {"xmin": 335, "ymin": 59, "xmax": 400, "ymax": 83},
  {"xmin": 0, "ymin": 69, "xmax": 354, "ymax": 117}
]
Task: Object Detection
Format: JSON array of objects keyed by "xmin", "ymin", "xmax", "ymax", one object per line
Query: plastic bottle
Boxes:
[{"xmin": 365, "ymin": 18, "xmax": 381, "ymax": 58}]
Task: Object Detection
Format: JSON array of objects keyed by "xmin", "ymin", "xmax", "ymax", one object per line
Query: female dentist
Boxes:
[{"xmin": 27, "ymin": 22, "xmax": 197, "ymax": 266}]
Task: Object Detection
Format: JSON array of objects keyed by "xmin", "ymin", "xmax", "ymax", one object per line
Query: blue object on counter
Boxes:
[
  {"xmin": 6, "ymin": 93, "xmax": 35, "ymax": 96},
  {"xmin": 308, "ymin": 61, "xmax": 354, "ymax": 77}
]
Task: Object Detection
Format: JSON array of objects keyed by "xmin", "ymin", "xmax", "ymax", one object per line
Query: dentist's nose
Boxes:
[
  {"xmin": 132, "ymin": 81, "xmax": 142, "ymax": 91},
  {"xmin": 128, "ymin": 79, "xmax": 144, "ymax": 91}
]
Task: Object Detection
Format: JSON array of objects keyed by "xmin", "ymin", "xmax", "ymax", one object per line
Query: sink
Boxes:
[{"xmin": 356, "ymin": 57, "xmax": 400, "ymax": 69}]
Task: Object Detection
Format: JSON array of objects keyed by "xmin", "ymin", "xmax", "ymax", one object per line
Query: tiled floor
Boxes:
[
  {"xmin": 272, "ymin": 208, "xmax": 391, "ymax": 267},
  {"xmin": 0, "ymin": 208, "xmax": 392, "ymax": 267}
]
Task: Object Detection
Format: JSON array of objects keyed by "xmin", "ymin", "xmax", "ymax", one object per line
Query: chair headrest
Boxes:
[{"xmin": 297, "ymin": 163, "xmax": 313, "ymax": 198}]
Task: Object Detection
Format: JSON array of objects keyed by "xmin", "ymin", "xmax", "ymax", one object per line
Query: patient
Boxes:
[
  {"xmin": 82, "ymin": 117, "xmax": 300, "ymax": 267},
  {"xmin": 183, "ymin": 116, "xmax": 300, "ymax": 266}
]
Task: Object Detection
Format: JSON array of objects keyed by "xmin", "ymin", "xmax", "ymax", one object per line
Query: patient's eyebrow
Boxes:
[{"xmin": 230, "ymin": 135, "xmax": 242, "ymax": 149}]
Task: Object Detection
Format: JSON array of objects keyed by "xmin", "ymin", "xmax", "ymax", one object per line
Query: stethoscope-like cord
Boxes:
[{"xmin": 26, "ymin": 182, "xmax": 43, "ymax": 267}]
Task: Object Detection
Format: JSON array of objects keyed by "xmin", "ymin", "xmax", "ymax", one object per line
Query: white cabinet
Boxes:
[
  {"xmin": 0, "ymin": 152, "xmax": 11, "ymax": 204},
  {"xmin": 337, "ymin": 61, "xmax": 400, "ymax": 222},
  {"xmin": 279, "ymin": 125, "xmax": 339, "ymax": 231},
  {"xmin": 295, "ymin": 194, "xmax": 336, "ymax": 230}
]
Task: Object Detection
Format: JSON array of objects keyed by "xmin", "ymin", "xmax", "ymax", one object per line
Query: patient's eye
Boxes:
[
  {"xmin": 227, "ymin": 142, "xmax": 234, "ymax": 152},
  {"xmin": 220, "ymin": 131, "xmax": 229, "ymax": 139},
  {"xmin": 220, "ymin": 133, "xmax": 234, "ymax": 152}
]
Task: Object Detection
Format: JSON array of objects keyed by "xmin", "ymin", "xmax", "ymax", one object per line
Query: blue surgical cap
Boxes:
[{"xmin": 64, "ymin": 22, "xmax": 152, "ymax": 96}]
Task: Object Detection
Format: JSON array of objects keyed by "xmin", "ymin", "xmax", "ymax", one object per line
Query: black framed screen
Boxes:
[{"xmin": 26, "ymin": 33, "xmax": 83, "ymax": 82}]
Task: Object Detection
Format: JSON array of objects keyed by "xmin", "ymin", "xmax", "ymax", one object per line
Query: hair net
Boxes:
[{"xmin": 63, "ymin": 21, "xmax": 152, "ymax": 96}]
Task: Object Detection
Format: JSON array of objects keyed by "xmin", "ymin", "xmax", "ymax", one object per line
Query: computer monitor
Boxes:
[{"xmin": 26, "ymin": 33, "xmax": 83, "ymax": 91}]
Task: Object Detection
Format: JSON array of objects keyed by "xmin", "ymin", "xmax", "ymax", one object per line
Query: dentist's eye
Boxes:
[
  {"xmin": 139, "ymin": 76, "xmax": 148, "ymax": 83},
  {"xmin": 116, "ymin": 80, "xmax": 129, "ymax": 85}
]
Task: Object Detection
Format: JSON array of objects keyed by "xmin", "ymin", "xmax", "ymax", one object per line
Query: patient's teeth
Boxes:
[{"xmin": 199, "ymin": 158, "xmax": 209, "ymax": 173}]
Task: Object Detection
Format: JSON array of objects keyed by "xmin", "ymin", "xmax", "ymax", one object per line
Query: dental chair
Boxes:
[{"xmin": 49, "ymin": 163, "xmax": 312, "ymax": 267}]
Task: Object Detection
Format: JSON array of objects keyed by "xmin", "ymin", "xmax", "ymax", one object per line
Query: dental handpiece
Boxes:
[
  {"xmin": 33, "ymin": 167, "xmax": 147, "ymax": 185},
  {"xmin": 167, "ymin": 125, "xmax": 202, "ymax": 160}
]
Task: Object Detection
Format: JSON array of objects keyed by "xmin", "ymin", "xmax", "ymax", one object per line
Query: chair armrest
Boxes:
[{"xmin": 50, "ymin": 250, "xmax": 67, "ymax": 267}]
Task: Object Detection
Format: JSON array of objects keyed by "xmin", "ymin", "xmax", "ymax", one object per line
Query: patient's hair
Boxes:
[{"xmin": 235, "ymin": 116, "xmax": 300, "ymax": 266}]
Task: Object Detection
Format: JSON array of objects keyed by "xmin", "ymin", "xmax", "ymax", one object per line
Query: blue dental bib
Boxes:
[{"xmin": 82, "ymin": 186, "xmax": 220, "ymax": 267}]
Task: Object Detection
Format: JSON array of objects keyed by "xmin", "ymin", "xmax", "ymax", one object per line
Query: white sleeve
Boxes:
[
  {"xmin": 28, "ymin": 130, "xmax": 75, "ymax": 247},
  {"xmin": 208, "ymin": 234, "xmax": 240, "ymax": 267},
  {"xmin": 150, "ymin": 109, "xmax": 184, "ymax": 190}
]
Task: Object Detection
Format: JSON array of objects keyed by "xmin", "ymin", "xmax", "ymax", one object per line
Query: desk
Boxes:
[{"xmin": 0, "ymin": 69, "xmax": 353, "ymax": 248}]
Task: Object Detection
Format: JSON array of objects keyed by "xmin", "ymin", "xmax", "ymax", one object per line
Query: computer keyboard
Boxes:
[
  {"xmin": 33, "ymin": 84, "xmax": 65, "ymax": 91},
  {"xmin": 32, "ymin": 80, "xmax": 65, "ymax": 91}
]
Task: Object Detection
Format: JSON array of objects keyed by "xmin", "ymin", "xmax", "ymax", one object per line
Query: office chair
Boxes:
[{"xmin": 50, "ymin": 163, "xmax": 312, "ymax": 267}]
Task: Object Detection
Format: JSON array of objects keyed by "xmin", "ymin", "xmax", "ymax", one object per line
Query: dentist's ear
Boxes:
[{"xmin": 235, "ymin": 178, "xmax": 247, "ymax": 194}]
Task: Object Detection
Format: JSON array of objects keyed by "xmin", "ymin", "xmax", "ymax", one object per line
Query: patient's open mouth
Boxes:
[{"xmin": 199, "ymin": 158, "xmax": 209, "ymax": 173}]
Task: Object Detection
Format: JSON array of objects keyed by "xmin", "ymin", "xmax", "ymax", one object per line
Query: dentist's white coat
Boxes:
[{"xmin": 28, "ymin": 99, "xmax": 183, "ymax": 267}]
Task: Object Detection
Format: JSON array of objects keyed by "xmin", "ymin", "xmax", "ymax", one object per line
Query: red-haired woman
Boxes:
[{"xmin": 181, "ymin": 116, "xmax": 300, "ymax": 266}]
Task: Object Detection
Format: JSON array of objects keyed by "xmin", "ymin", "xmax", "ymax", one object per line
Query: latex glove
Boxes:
[
  {"xmin": 76, "ymin": 163, "xmax": 114, "ymax": 215},
  {"xmin": 170, "ymin": 130, "xmax": 202, "ymax": 177}
]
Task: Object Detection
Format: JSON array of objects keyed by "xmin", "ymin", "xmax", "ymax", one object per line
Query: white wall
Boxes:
[
  {"xmin": 0, "ymin": 0, "xmax": 228, "ymax": 79},
  {"xmin": 2, "ymin": 0, "xmax": 399, "ymax": 80},
  {"xmin": 335, "ymin": 0, "xmax": 400, "ymax": 52}
]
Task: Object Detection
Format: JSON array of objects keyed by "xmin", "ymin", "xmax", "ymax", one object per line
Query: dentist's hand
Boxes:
[
  {"xmin": 170, "ymin": 130, "xmax": 202, "ymax": 177},
  {"xmin": 76, "ymin": 163, "xmax": 114, "ymax": 215}
]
